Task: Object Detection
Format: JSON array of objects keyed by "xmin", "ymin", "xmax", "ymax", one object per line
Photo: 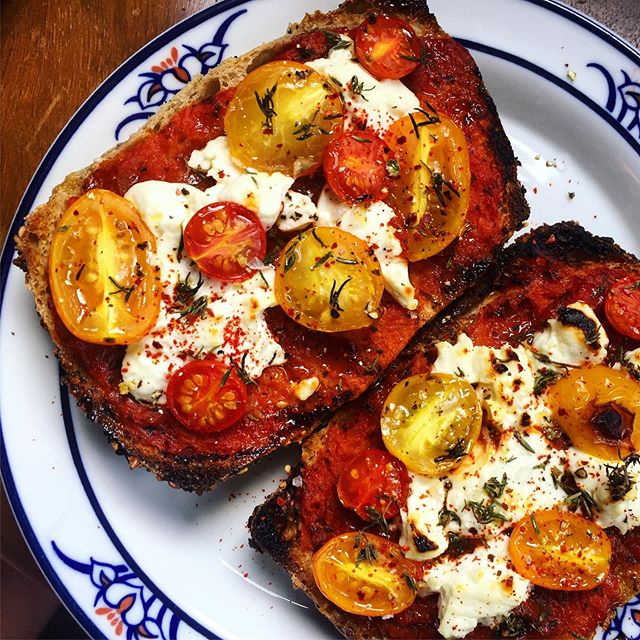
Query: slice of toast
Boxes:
[
  {"xmin": 14, "ymin": 0, "xmax": 528, "ymax": 492},
  {"xmin": 249, "ymin": 222, "xmax": 640, "ymax": 640}
]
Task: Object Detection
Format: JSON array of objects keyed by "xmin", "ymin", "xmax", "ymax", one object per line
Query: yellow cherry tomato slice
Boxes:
[
  {"xmin": 380, "ymin": 373, "xmax": 482, "ymax": 475},
  {"xmin": 48, "ymin": 189, "xmax": 161, "ymax": 345},
  {"xmin": 274, "ymin": 226, "xmax": 384, "ymax": 332},
  {"xmin": 509, "ymin": 509, "xmax": 611, "ymax": 591},
  {"xmin": 224, "ymin": 61, "xmax": 344, "ymax": 177},
  {"xmin": 547, "ymin": 364, "xmax": 640, "ymax": 461},
  {"xmin": 386, "ymin": 112, "xmax": 470, "ymax": 261},
  {"xmin": 312, "ymin": 532, "xmax": 418, "ymax": 617}
]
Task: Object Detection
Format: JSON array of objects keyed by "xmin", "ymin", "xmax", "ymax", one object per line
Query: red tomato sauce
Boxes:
[
  {"xmin": 56, "ymin": 30, "xmax": 516, "ymax": 460},
  {"xmin": 297, "ymin": 254, "xmax": 640, "ymax": 638}
]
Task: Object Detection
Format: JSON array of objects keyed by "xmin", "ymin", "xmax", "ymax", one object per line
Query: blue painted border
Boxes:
[{"xmin": 1, "ymin": 0, "xmax": 639, "ymax": 638}]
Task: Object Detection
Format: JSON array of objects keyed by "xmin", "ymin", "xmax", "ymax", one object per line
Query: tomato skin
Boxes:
[
  {"xmin": 354, "ymin": 15, "xmax": 421, "ymax": 80},
  {"xmin": 166, "ymin": 358, "xmax": 247, "ymax": 433},
  {"xmin": 386, "ymin": 112, "xmax": 471, "ymax": 261},
  {"xmin": 274, "ymin": 226, "xmax": 384, "ymax": 332},
  {"xmin": 224, "ymin": 61, "xmax": 344, "ymax": 177},
  {"xmin": 48, "ymin": 189, "xmax": 161, "ymax": 345},
  {"xmin": 337, "ymin": 449, "xmax": 409, "ymax": 520},
  {"xmin": 324, "ymin": 131, "xmax": 394, "ymax": 204},
  {"xmin": 312, "ymin": 532, "xmax": 418, "ymax": 616},
  {"xmin": 547, "ymin": 364, "xmax": 640, "ymax": 460},
  {"xmin": 183, "ymin": 202, "xmax": 266, "ymax": 282},
  {"xmin": 605, "ymin": 275, "xmax": 640, "ymax": 340},
  {"xmin": 509, "ymin": 509, "xmax": 612, "ymax": 591},
  {"xmin": 380, "ymin": 373, "xmax": 482, "ymax": 475}
]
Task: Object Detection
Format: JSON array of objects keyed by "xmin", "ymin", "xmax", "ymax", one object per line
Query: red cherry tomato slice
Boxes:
[
  {"xmin": 324, "ymin": 131, "xmax": 394, "ymax": 204},
  {"xmin": 166, "ymin": 358, "xmax": 247, "ymax": 433},
  {"xmin": 354, "ymin": 15, "xmax": 421, "ymax": 80},
  {"xmin": 183, "ymin": 202, "xmax": 267, "ymax": 282},
  {"xmin": 337, "ymin": 449, "xmax": 409, "ymax": 520},
  {"xmin": 605, "ymin": 275, "xmax": 640, "ymax": 340}
]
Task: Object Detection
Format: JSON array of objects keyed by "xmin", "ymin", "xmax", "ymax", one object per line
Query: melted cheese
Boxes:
[
  {"xmin": 122, "ymin": 182, "xmax": 285, "ymax": 403},
  {"xmin": 318, "ymin": 188, "xmax": 417, "ymax": 310},
  {"xmin": 187, "ymin": 136, "xmax": 294, "ymax": 229},
  {"xmin": 306, "ymin": 38, "xmax": 420, "ymax": 132},
  {"xmin": 403, "ymin": 311, "xmax": 640, "ymax": 637}
]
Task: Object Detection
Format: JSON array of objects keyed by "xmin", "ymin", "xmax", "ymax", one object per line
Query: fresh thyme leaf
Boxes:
[
  {"xmin": 499, "ymin": 613, "xmax": 529, "ymax": 638},
  {"xmin": 399, "ymin": 45, "xmax": 429, "ymax": 67},
  {"xmin": 364, "ymin": 504, "xmax": 391, "ymax": 535},
  {"xmin": 311, "ymin": 251, "xmax": 334, "ymax": 270},
  {"xmin": 530, "ymin": 513, "xmax": 540, "ymax": 535},
  {"xmin": 351, "ymin": 135, "xmax": 373, "ymax": 143},
  {"xmin": 533, "ymin": 368, "xmax": 561, "ymax": 395},
  {"xmin": 56, "ymin": 225, "xmax": 71, "ymax": 232},
  {"xmin": 108, "ymin": 276, "xmax": 136, "ymax": 303},
  {"xmin": 335, "ymin": 256, "xmax": 357, "ymax": 265},
  {"xmin": 626, "ymin": 279, "xmax": 640, "ymax": 291},
  {"xmin": 350, "ymin": 75, "xmax": 374, "ymax": 100},
  {"xmin": 75, "ymin": 263, "xmax": 86, "ymax": 280},
  {"xmin": 483, "ymin": 473, "xmax": 508, "ymax": 499},
  {"xmin": 361, "ymin": 355, "xmax": 381, "ymax": 376},
  {"xmin": 329, "ymin": 277, "xmax": 352, "ymax": 319},
  {"xmin": 293, "ymin": 108, "xmax": 331, "ymax": 141},
  {"xmin": 258, "ymin": 270, "xmax": 269, "ymax": 287},
  {"xmin": 234, "ymin": 352, "xmax": 258, "ymax": 387},
  {"xmin": 455, "ymin": 367, "xmax": 465, "ymax": 378},
  {"xmin": 323, "ymin": 30, "xmax": 352, "ymax": 54},
  {"xmin": 438, "ymin": 506, "xmax": 461, "ymax": 527},
  {"xmin": 551, "ymin": 467, "xmax": 597, "ymax": 518},
  {"xmin": 414, "ymin": 106, "xmax": 440, "ymax": 124},
  {"xmin": 386, "ymin": 158, "xmax": 400, "ymax": 178},
  {"xmin": 177, "ymin": 295, "xmax": 208, "ymax": 322},
  {"xmin": 513, "ymin": 431, "xmax": 535, "ymax": 453},
  {"xmin": 312, "ymin": 228, "xmax": 327, "ymax": 247},
  {"xmin": 220, "ymin": 366, "xmax": 233, "ymax": 388},
  {"xmin": 175, "ymin": 272, "xmax": 204, "ymax": 305},
  {"xmin": 255, "ymin": 83, "xmax": 278, "ymax": 131},
  {"xmin": 434, "ymin": 438, "xmax": 467, "ymax": 464},
  {"xmin": 328, "ymin": 75, "xmax": 343, "ymax": 88},
  {"xmin": 427, "ymin": 166, "xmax": 460, "ymax": 207},
  {"xmin": 403, "ymin": 573, "xmax": 418, "ymax": 593},
  {"xmin": 464, "ymin": 499, "xmax": 509, "ymax": 525}
]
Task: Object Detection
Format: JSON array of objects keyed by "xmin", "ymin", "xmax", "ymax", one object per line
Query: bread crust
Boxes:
[
  {"xmin": 249, "ymin": 221, "xmax": 640, "ymax": 640},
  {"xmin": 14, "ymin": 0, "xmax": 528, "ymax": 492}
]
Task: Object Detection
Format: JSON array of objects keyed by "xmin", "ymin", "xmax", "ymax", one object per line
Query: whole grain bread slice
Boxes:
[
  {"xmin": 14, "ymin": 0, "xmax": 528, "ymax": 492},
  {"xmin": 249, "ymin": 222, "xmax": 640, "ymax": 640}
]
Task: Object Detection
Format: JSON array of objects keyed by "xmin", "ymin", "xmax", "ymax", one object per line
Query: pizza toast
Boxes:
[
  {"xmin": 15, "ymin": 0, "xmax": 528, "ymax": 492},
  {"xmin": 249, "ymin": 222, "xmax": 640, "ymax": 640}
]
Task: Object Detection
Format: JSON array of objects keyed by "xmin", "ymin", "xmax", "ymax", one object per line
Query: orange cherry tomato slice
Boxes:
[
  {"xmin": 324, "ymin": 131, "xmax": 394, "ymax": 204},
  {"xmin": 312, "ymin": 532, "xmax": 418, "ymax": 616},
  {"xmin": 166, "ymin": 358, "xmax": 247, "ymax": 433},
  {"xmin": 509, "ymin": 509, "xmax": 612, "ymax": 591},
  {"xmin": 48, "ymin": 189, "xmax": 161, "ymax": 345},
  {"xmin": 547, "ymin": 364, "xmax": 640, "ymax": 460},
  {"xmin": 337, "ymin": 449, "xmax": 409, "ymax": 520},
  {"xmin": 183, "ymin": 202, "xmax": 266, "ymax": 282},
  {"xmin": 354, "ymin": 15, "xmax": 421, "ymax": 80},
  {"xmin": 605, "ymin": 275, "xmax": 640, "ymax": 340}
]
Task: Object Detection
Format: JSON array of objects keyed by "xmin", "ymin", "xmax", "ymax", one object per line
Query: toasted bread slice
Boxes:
[
  {"xmin": 249, "ymin": 222, "xmax": 640, "ymax": 640},
  {"xmin": 15, "ymin": 0, "xmax": 528, "ymax": 492}
]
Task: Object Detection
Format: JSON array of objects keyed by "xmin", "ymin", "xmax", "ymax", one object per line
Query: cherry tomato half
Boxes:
[
  {"xmin": 324, "ymin": 131, "xmax": 394, "ymax": 204},
  {"xmin": 386, "ymin": 111, "xmax": 471, "ymax": 261},
  {"xmin": 224, "ymin": 61, "xmax": 344, "ymax": 177},
  {"xmin": 337, "ymin": 449, "xmax": 409, "ymax": 521},
  {"xmin": 183, "ymin": 202, "xmax": 266, "ymax": 282},
  {"xmin": 509, "ymin": 509, "xmax": 611, "ymax": 591},
  {"xmin": 274, "ymin": 226, "xmax": 384, "ymax": 332},
  {"xmin": 547, "ymin": 364, "xmax": 640, "ymax": 461},
  {"xmin": 48, "ymin": 189, "xmax": 161, "ymax": 345},
  {"xmin": 605, "ymin": 275, "xmax": 640, "ymax": 340},
  {"xmin": 380, "ymin": 373, "xmax": 482, "ymax": 475},
  {"xmin": 166, "ymin": 358, "xmax": 247, "ymax": 433},
  {"xmin": 312, "ymin": 532, "xmax": 418, "ymax": 616},
  {"xmin": 354, "ymin": 15, "xmax": 421, "ymax": 80}
]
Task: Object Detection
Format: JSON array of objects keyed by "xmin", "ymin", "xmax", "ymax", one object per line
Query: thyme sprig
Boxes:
[
  {"xmin": 108, "ymin": 276, "xmax": 136, "ymax": 302},
  {"xmin": 175, "ymin": 272, "xmax": 204, "ymax": 305},
  {"xmin": 551, "ymin": 467, "xmax": 597, "ymax": 518},
  {"xmin": 323, "ymin": 30, "xmax": 352, "ymax": 54},
  {"xmin": 483, "ymin": 473, "xmax": 508, "ymax": 500},
  {"xmin": 293, "ymin": 108, "xmax": 331, "ymax": 141},
  {"xmin": 464, "ymin": 499, "xmax": 510, "ymax": 525},
  {"xmin": 177, "ymin": 295, "xmax": 209, "ymax": 322},
  {"xmin": 434, "ymin": 438, "xmax": 467, "ymax": 464},
  {"xmin": 605, "ymin": 452, "xmax": 640, "ymax": 501},
  {"xmin": 350, "ymin": 75, "xmax": 374, "ymax": 100},
  {"xmin": 533, "ymin": 368, "xmax": 561, "ymax": 395},
  {"xmin": 329, "ymin": 277, "xmax": 352, "ymax": 319},
  {"xmin": 255, "ymin": 83, "xmax": 278, "ymax": 131}
]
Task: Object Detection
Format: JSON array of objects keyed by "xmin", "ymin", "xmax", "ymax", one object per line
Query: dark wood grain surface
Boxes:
[{"xmin": 0, "ymin": 1, "xmax": 637, "ymax": 638}]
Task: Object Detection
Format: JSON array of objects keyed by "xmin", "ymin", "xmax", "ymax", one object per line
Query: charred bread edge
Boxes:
[
  {"xmin": 14, "ymin": 0, "xmax": 528, "ymax": 492},
  {"xmin": 248, "ymin": 221, "xmax": 639, "ymax": 639}
]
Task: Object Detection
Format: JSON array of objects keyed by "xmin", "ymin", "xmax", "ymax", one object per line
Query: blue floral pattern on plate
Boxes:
[{"xmin": 53, "ymin": 541, "xmax": 182, "ymax": 639}]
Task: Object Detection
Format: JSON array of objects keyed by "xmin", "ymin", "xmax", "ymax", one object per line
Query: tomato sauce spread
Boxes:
[
  {"xmin": 297, "ymin": 252, "xmax": 640, "ymax": 638},
  {"xmin": 56, "ymin": 29, "xmax": 517, "ymax": 460}
]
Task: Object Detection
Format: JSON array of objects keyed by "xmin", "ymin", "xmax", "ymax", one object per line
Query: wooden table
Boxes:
[{"xmin": 0, "ymin": 1, "xmax": 637, "ymax": 638}]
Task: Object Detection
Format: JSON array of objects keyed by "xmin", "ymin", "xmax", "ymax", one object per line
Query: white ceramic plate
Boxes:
[{"xmin": 2, "ymin": 1, "xmax": 639, "ymax": 638}]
